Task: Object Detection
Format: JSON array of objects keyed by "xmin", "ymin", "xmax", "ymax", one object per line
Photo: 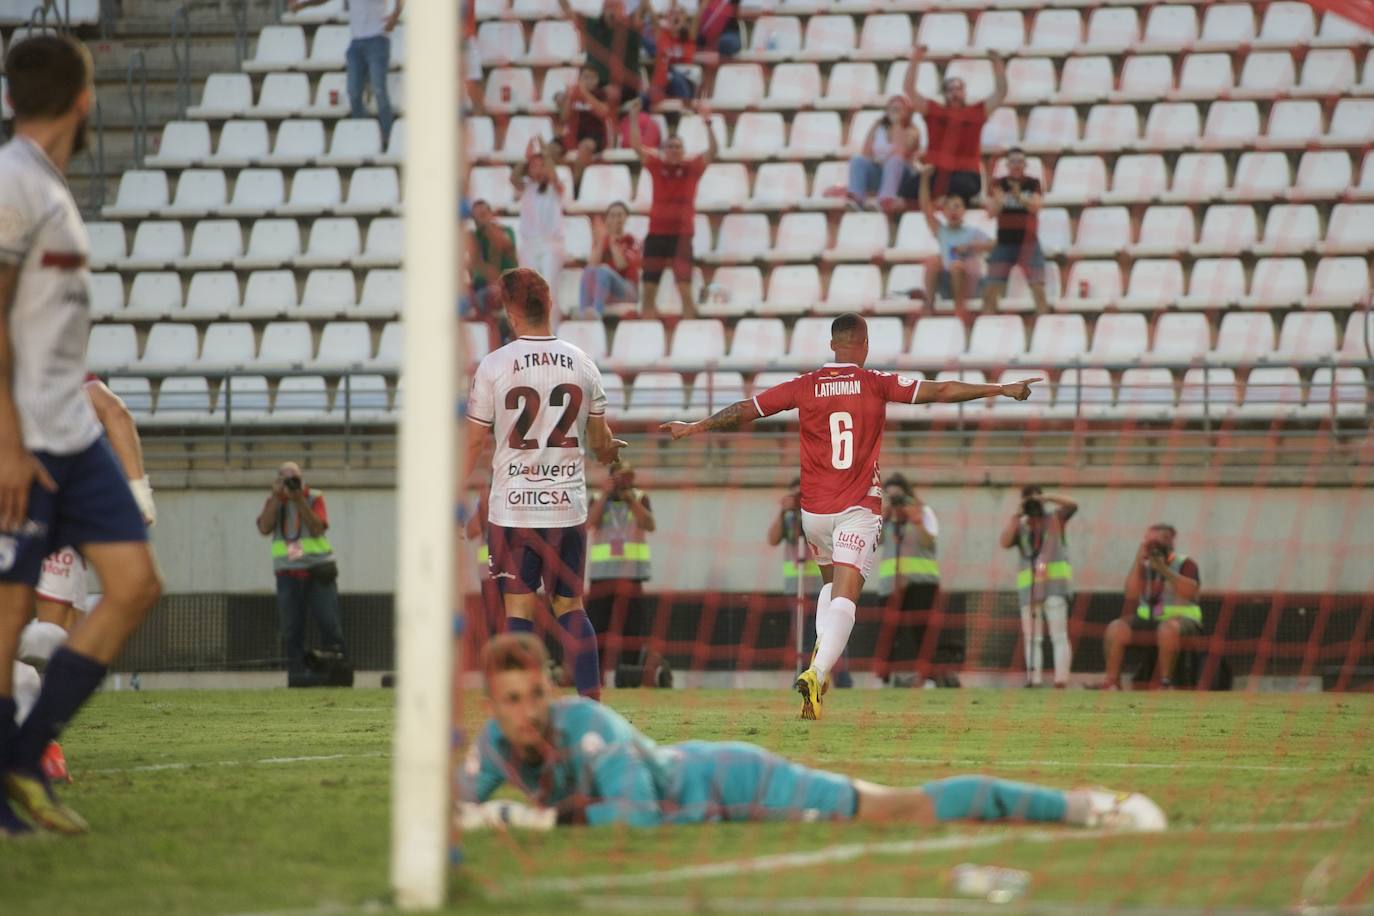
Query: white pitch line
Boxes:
[
  {"xmin": 85, "ymin": 751, "xmax": 388, "ymax": 775},
  {"xmin": 577, "ymin": 895, "xmax": 1374, "ymax": 915},
  {"xmin": 819, "ymin": 757, "xmax": 1315, "ymax": 773},
  {"xmin": 523, "ymin": 821, "xmax": 1353, "ymax": 895}
]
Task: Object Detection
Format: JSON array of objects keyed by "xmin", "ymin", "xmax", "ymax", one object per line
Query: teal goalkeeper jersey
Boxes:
[{"xmin": 460, "ymin": 697, "xmax": 856, "ymax": 827}]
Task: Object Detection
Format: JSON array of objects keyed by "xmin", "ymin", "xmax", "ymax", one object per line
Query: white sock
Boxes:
[
  {"xmin": 813, "ymin": 596, "xmax": 856, "ymax": 681},
  {"xmin": 813, "ymin": 583, "xmax": 833, "ymax": 642},
  {"xmin": 12, "ymin": 661, "xmax": 41, "ymax": 723},
  {"xmin": 1047, "ymin": 598, "xmax": 1072, "ymax": 684},
  {"xmin": 18, "ymin": 620, "xmax": 68, "ymax": 670}
]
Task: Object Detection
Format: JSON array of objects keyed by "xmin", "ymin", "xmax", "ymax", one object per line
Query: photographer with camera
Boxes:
[
  {"xmin": 586, "ymin": 460, "xmax": 655, "ymax": 677},
  {"xmin": 255, "ymin": 462, "xmax": 348, "ymax": 686},
  {"xmin": 871, "ymin": 474, "xmax": 941, "ymax": 684},
  {"xmin": 999, "ymin": 485, "xmax": 1077, "ymax": 687},
  {"xmin": 1100, "ymin": 524, "xmax": 1202, "ymax": 690}
]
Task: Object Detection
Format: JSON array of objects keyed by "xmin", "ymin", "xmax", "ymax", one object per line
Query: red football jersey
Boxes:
[{"xmin": 753, "ymin": 363, "xmax": 925, "ymax": 514}]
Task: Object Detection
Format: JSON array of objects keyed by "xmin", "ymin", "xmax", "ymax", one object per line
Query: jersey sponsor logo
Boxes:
[
  {"xmin": 507, "ymin": 461, "xmax": 581, "ymax": 483},
  {"xmin": 512, "ymin": 351, "xmax": 577, "ymax": 373},
  {"xmin": 506, "ymin": 488, "xmax": 574, "ymax": 508},
  {"xmin": 814, "ymin": 380, "xmax": 861, "ymax": 397}
]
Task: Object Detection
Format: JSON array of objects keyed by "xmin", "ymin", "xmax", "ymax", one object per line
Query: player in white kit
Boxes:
[
  {"xmin": 462, "ymin": 268, "xmax": 625, "ymax": 699},
  {"xmin": 0, "ymin": 36, "xmax": 164, "ymax": 837}
]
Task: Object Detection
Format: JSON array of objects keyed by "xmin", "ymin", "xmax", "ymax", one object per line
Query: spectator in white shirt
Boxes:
[{"xmin": 511, "ymin": 140, "xmax": 567, "ymax": 319}]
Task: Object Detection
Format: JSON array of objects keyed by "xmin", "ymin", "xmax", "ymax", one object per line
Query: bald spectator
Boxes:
[
  {"xmin": 902, "ymin": 46, "xmax": 1007, "ymax": 205},
  {"xmin": 626, "ymin": 97, "xmax": 716, "ymax": 319}
]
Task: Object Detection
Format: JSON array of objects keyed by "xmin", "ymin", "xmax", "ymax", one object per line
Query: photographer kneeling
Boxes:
[
  {"xmin": 1101, "ymin": 524, "xmax": 1201, "ymax": 690},
  {"xmin": 256, "ymin": 462, "xmax": 349, "ymax": 685}
]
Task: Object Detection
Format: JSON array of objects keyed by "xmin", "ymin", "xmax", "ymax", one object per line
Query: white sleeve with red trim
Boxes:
[
  {"xmin": 468, "ymin": 354, "xmax": 495, "ymax": 428},
  {"xmin": 0, "ymin": 170, "xmax": 39, "ymax": 265}
]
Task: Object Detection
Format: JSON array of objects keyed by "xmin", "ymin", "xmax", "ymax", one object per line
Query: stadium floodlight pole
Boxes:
[{"xmin": 391, "ymin": 0, "xmax": 460, "ymax": 909}]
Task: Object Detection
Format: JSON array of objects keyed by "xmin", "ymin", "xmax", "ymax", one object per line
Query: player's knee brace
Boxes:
[{"xmin": 18, "ymin": 621, "xmax": 68, "ymax": 670}]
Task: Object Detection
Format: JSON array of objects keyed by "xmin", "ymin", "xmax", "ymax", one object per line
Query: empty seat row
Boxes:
[
  {"xmin": 701, "ymin": 50, "xmax": 1374, "ymax": 113},
  {"xmin": 88, "ymin": 217, "xmax": 401, "ymax": 271},
  {"xmin": 90, "ymin": 269, "xmax": 403, "ymax": 320},
  {"xmin": 469, "ymin": 5, "xmax": 1370, "ymax": 69},
  {"xmin": 550, "ymin": 311, "xmax": 1374, "ymax": 370},
  {"xmin": 88, "ymin": 320, "xmax": 403, "ymax": 372},
  {"xmin": 601, "ymin": 365, "xmax": 1367, "ymax": 423},
  {"xmin": 244, "ymin": 24, "xmax": 406, "ymax": 73},
  {"xmin": 148, "ymin": 118, "xmax": 404, "ymax": 169},
  {"xmin": 103, "ymin": 167, "xmax": 401, "ymax": 220},
  {"xmin": 188, "ymin": 71, "xmax": 405, "ymax": 120},
  {"xmin": 111, "ymin": 373, "xmax": 401, "ymax": 425}
]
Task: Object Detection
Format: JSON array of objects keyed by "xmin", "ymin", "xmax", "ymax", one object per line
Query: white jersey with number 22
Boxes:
[{"xmin": 467, "ymin": 335, "xmax": 608, "ymax": 529}]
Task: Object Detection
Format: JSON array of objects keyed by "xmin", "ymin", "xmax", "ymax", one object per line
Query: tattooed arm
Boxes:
[{"xmin": 659, "ymin": 399, "xmax": 762, "ymax": 440}]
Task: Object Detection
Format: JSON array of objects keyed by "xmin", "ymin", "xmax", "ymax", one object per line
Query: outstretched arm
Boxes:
[
  {"xmin": 699, "ymin": 102, "xmax": 719, "ymax": 164},
  {"xmin": 902, "ymin": 45, "xmax": 930, "ymax": 115},
  {"xmin": 660, "ymin": 398, "xmax": 762, "ymax": 439},
  {"xmin": 915, "ymin": 377, "xmax": 1040, "ymax": 404},
  {"xmin": 985, "ymin": 49, "xmax": 1008, "ymax": 112},
  {"xmin": 587, "ymin": 414, "xmax": 629, "ymax": 465}
]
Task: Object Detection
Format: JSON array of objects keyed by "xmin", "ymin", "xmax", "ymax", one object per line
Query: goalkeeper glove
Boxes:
[
  {"xmin": 457, "ymin": 800, "xmax": 556, "ymax": 832},
  {"xmin": 129, "ymin": 477, "xmax": 156, "ymax": 527}
]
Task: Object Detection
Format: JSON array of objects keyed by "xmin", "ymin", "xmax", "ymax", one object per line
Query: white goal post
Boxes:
[{"xmin": 391, "ymin": 0, "xmax": 462, "ymax": 909}]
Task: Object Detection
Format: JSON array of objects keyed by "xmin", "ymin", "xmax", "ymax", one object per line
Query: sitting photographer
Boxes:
[
  {"xmin": 999, "ymin": 485, "xmax": 1076, "ymax": 688},
  {"xmin": 870, "ymin": 474, "xmax": 941, "ymax": 684},
  {"xmin": 1101, "ymin": 524, "xmax": 1202, "ymax": 690},
  {"xmin": 256, "ymin": 462, "xmax": 348, "ymax": 685},
  {"xmin": 586, "ymin": 460, "xmax": 655, "ymax": 677}
]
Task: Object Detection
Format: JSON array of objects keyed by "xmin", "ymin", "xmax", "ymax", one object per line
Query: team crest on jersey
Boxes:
[{"xmin": 897, "ymin": 376, "xmax": 918, "ymax": 387}]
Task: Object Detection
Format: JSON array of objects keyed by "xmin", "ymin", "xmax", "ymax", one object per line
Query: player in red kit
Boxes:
[{"xmin": 662, "ymin": 314, "xmax": 1038, "ymax": 720}]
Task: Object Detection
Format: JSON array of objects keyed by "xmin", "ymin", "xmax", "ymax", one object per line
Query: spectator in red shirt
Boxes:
[
  {"xmin": 579, "ymin": 201, "xmax": 642, "ymax": 318},
  {"xmin": 902, "ymin": 45, "xmax": 1007, "ymax": 205},
  {"xmin": 647, "ymin": 5, "xmax": 699, "ymax": 105},
  {"xmin": 562, "ymin": 64, "xmax": 613, "ymax": 188},
  {"xmin": 627, "ymin": 97, "xmax": 717, "ymax": 319}
]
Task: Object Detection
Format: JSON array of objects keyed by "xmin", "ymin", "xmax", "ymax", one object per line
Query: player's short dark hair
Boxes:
[
  {"xmin": 1021, "ymin": 484, "xmax": 1043, "ymax": 498},
  {"xmin": 1150, "ymin": 522, "xmax": 1177, "ymax": 536},
  {"xmin": 1007, "ymin": 146, "xmax": 1026, "ymax": 158},
  {"xmin": 498, "ymin": 267, "xmax": 550, "ymax": 323},
  {"xmin": 830, "ymin": 312, "xmax": 866, "ymax": 343},
  {"xmin": 4, "ymin": 34, "xmax": 93, "ymax": 121},
  {"xmin": 481, "ymin": 633, "xmax": 549, "ymax": 689}
]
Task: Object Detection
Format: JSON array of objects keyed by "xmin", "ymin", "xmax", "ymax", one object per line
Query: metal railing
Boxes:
[
  {"xmin": 171, "ymin": 4, "xmax": 193, "ymax": 120},
  {"xmin": 112, "ymin": 360, "xmax": 1372, "ymax": 475},
  {"xmin": 125, "ymin": 50, "xmax": 148, "ymax": 168}
]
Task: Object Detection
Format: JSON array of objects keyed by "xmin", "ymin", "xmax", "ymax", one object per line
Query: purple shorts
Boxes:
[{"xmin": 487, "ymin": 523, "xmax": 587, "ymax": 598}]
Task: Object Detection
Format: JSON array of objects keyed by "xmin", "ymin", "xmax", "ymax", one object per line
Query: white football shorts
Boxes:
[
  {"xmin": 802, "ymin": 506, "xmax": 882, "ymax": 581},
  {"xmin": 35, "ymin": 547, "xmax": 88, "ymax": 613}
]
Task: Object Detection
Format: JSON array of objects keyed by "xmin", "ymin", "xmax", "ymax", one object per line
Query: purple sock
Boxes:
[
  {"xmin": 558, "ymin": 610, "xmax": 601, "ymax": 699},
  {"xmin": 505, "ymin": 616, "xmax": 535, "ymax": 634},
  {"xmin": 9, "ymin": 647, "xmax": 106, "ymax": 773}
]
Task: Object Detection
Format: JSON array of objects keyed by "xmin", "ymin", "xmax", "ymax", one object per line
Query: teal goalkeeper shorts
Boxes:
[{"xmin": 664, "ymin": 741, "xmax": 858, "ymax": 823}]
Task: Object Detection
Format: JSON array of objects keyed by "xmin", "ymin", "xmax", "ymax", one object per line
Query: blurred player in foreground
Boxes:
[
  {"xmin": 458, "ymin": 634, "xmax": 1166, "ymax": 833},
  {"xmin": 661, "ymin": 314, "xmax": 1039, "ymax": 720},
  {"xmin": 13, "ymin": 375, "xmax": 156, "ymax": 783},
  {"xmin": 462, "ymin": 268, "xmax": 627, "ymax": 700},
  {"xmin": 0, "ymin": 35, "xmax": 163, "ymax": 837}
]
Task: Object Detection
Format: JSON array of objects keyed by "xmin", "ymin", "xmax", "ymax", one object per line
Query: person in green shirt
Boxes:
[
  {"xmin": 466, "ymin": 199, "xmax": 518, "ymax": 322},
  {"xmin": 559, "ymin": 0, "xmax": 643, "ymax": 108}
]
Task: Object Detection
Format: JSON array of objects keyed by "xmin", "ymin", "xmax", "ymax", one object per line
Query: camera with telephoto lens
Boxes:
[
  {"xmin": 888, "ymin": 491, "xmax": 910, "ymax": 508},
  {"xmin": 1021, "ymin": 497, "xmax": 1044, "ymax": 517},
  {"xmin": 1147, "ymin": 541, "xmax": 1169, "ymax": 561},
  {"xmin": 284, "ymin": 477, "xmax": 302, "ymax": 492}
]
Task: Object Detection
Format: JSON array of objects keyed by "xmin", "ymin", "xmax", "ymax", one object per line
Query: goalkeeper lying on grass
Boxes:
[{"xmin": 458, "ymin": 634, "xmax": 1167, "ymax": 833}]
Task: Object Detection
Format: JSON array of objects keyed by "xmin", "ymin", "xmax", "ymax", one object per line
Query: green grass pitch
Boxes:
[{"xmin": 3, "ymin": 687, "xmax": 1372, "ymax": 915}]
